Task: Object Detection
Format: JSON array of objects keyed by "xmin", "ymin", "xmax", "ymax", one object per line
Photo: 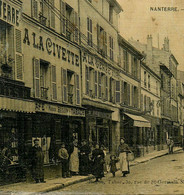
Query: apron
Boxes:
[
  {"xmin": 119, "ymin": 152, "xmax": 129, "ymax": 172},
  {"xmin": 69, "ymin": 146, "xmax": 79, "ymax": 172}
]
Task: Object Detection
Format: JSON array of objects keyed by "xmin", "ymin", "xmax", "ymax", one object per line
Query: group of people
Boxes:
[{"xmin": 30, "ymin": 138, "xmax": 133, "ymax": 183}]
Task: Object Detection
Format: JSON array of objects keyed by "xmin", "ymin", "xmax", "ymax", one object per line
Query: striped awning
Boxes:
[{"xmin": 0, "ymin": 96, "xmax": 35, "ymax": 113}]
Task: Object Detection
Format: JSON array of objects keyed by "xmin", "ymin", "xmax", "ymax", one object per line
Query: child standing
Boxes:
[{"xmin": 109, "ymin": 155, "xmax": 118, "ymax": 177}]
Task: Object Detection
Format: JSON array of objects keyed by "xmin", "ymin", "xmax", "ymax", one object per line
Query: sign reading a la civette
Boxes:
[{"xmin": 23, "ymin": 28, "xmax": 80, "ymax": 67}]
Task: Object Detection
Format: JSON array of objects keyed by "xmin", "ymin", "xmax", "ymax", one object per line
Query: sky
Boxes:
[{"xmin": 117, "ymin": 0, "xmax": 184, "ymax": 71}]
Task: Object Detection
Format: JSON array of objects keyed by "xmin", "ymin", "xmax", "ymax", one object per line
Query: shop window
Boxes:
[
  {"xmin": 109, "ymin": 36, "xmax": 114, "ymax": 61},
  {"xmin": 33, "ymin": 59, "xmax": 49, "ymax": 99},
  {"xmin": 97, "ymin": 24, "xmax": 107, "ymax": 57},
  {"xmin": 87, "ymin": 17, "xmax": 93, "ymax": 47}
]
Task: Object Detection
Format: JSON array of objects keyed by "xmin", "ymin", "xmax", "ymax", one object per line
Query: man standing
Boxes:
[
  {"xmin": 30, "ymin": 139, "xmax": 45, "ymax": 183},
  {"xmin": 79, "ymin": 139, "xmax": 91, "ymax": 176}
]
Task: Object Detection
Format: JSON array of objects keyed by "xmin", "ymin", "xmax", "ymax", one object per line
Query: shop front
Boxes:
[
  {"xmin": 25, "ymin": 100, "xmax": 85, "ymax": 179},
  {"xmin": 85, "ymin": 107, "xmax": 113, "ymax": 152},
  {"xmin": 120, "ymin": 112, "xmax": 151, "ymax": 157}
]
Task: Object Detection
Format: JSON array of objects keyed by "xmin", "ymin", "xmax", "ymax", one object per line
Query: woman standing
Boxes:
[
  {"xmin": 92, "ymin": 143, "xmax": 105, "ymax": 182},
  {"xmin": 69, "ymin": 140, "xmax": 79, "ymax": 175},
  {"xmin": 118, "ymin": 138, "xmax": 132, "ymax": 177}
]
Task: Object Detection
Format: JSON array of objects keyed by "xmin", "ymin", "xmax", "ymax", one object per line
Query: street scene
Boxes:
[
  {"xmin": 59, "ymin": 150, "xmax": 184, "ymax": 195},
  {"xmin": 0, "ymin": 0, "xmax": 184, "ymax": 194}
]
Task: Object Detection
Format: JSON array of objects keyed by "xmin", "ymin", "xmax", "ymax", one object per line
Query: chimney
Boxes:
[
  {"xmin": 147, "ymin": 34, "xmax": 152, "ymax": 51},
  {"xmin": 163, "ymin": 37, "xmax": 169, "ymax": 52}
]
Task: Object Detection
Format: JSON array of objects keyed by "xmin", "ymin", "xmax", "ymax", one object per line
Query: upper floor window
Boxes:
[
  {"xmin": 156, "ymin": 81, "xmax": 158, "ymax": 95},
  {"xmin": 123, "ymin": 50, "xmax": 129, "ymax": 72},
  {"xmin": 87, "ymin": 17, "xmax": 93, "ymax": 47},
  {"xmin": 144, "ymin": 71, "xmax": 147, "ymax": 88},
  {"xmin": 97, "ymin": 25, "xmax": 107, "ymax": 56},
  {"xmin": 109, "ymin": 36, "xmax": 114, "ymax": 61}
]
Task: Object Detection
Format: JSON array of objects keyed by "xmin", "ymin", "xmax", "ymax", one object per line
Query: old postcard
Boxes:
[{"xmin": 0, "ymin": 0, "xmax": 183, "ymax": 194}]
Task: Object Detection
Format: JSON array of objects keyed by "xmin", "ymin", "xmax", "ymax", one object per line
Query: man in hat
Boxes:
[
  {"xmin": 79, "ymin": 139, "xmax": 91, "ymax": 175},
  {"xmin": 30, "ymin": 138, "xmax": 45, "ymax": 183},
  {"xmin": 58, "ymin": 142, "xmax": 70, "ymax": 178}
]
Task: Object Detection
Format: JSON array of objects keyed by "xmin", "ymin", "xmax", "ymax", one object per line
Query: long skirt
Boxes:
[{"xmin": 119, "ymin": 152, "xmax": 129, "ymax": 174}]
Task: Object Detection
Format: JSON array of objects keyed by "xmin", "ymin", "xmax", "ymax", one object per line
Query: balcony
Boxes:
[
  {"xmin": 0, "ymin": 77, "xmax": 31, "ymax": 99},
  {"xmin": 39, "ymin": 13, "xmax": 47, "ymax": 26},
  {"xmin": 41, "ymin": 87, "xmax": 48, "ymax": 100}
]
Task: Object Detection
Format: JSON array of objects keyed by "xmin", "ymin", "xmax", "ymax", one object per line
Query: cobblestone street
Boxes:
[{"xmin": 54, "ymin": 151, "xmax": 184, "ymax": 195}]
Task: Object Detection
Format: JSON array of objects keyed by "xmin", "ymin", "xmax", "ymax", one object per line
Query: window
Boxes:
[
  {"xmin": 140, "ymin": 94, "xmax": 143, "ymax": 111},
  {"xmin": 94, "ymin": 71, "xmax": 98, "ymax": 98},
  {"xmin": 98, "ymin": 72, "xmax": 102, "ymax": 98},
  {"xmin": 123, "ymin": 50, "xmax": 129, "ymax": 72},
  {"xmin": 51, "ymin": 65, "xmax": 57, "ymax": 100},
  {"xmin": 67, "ymin": 71, "xmax": 74, "ymax": 104},
  {"xmin": 109, "ymin": 5, "xmax": 113, "ymax": 23},
  {"xmin": 144, "ymin": 95, "xmax": 147, "ymax": 111},
  {"xmin": 97, "ymin": 25, "xmax": 107, "ymax": 56},
  {"xmin": 105, "ymin": 76, "xmax": 108, "ymax": 101},
  {"xmin": 87, "ymin": 17, "xmax": 92, "ymax": 47},
  {"xmin": 110, "ymin": 78, "xmax": 115, "ymax": 103},
  {"xmin": 109, "ymin": 36, "xmax": 114, "ymax": 61},
  {"xmin": 123, "ymin": 82, "xmax": 130, "ymax": 106},
  {"xmin": 62, "ymin": 68, "xmax": 67, "ymax": 102},
  {"xmin": 148, "ymin": 75, "xmax": 150, "ymax": 90},
  {"xmin": 132, "ymin": 86, "xmax": 138, "ymax": 108},
  {"xmin": 33, "ymin": 59, "xmax": 49, "ymax": 99},
  {"xmin": 115, "ymin": 81, "xmax": 120, "ymax": 103},
  {"xmin": 144, "ymin": 71, "xmax": 147, "ymax": 88},
  {"xmin": 156, "ymin": 81, "xmax": 158, "ymax": 95},
  {"xmin": 161, "ymin": 74, "xmax": 164, "ymax": 88},
  {"xmin": 76, "ymin": 74, "xmax": 80, "ymax": 105}
]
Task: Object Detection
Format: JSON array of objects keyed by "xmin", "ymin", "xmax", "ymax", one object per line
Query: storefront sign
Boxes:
[
  {"xmin": 35, "ymin": 102, "xmax": 85, "ymax": 117},
  {"xmin": 23, "ymin": 28, "xmax": 80, "ymax": 67},
  {"xmin": 87, "ymin": 110, "xmax": 111, "ymax": 120},
  {"xmin": 0, "ymin": 0, "xmax": 20, "ymax": 26},
  {"xmin": 82, "ymin": 51, "xmax": 119, "ymax": 78}
]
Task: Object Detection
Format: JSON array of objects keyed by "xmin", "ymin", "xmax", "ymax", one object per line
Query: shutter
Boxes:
[
  {"xmin": 127, "ymin": 83, "xmax": 130, "ymax": 105},
  {"xmin": 50, "ymin": 0, "xmax": 55, "ymax": 28},
  {"xmin": 98, "ymin": 72, "xmax": 101, "ymax": 98},
  {"xmin": 121, "ymin": 80, "xmax": 124, "ymax": 104},
  {"xmin": 32, "ymin": 0, "xmax": 38, "ymax": 19},
  {"xmin": 60, "ymin": 0, "xmax": 66, "ymax": 35},
  {"xmin": 131, "ymin": 55, "xmax": 134, "ymax": 75},
  {"xmin": 74, "ymin": 12, "xmax": 79, "ymax": 43},
  {"xmin": 15, "ymin": 29, "xmax": 23, "ymax": 81},
  {"xmin": 116, "ymin": 81, "xmax": 120, "ymax": 103},
  {"xmin": 105, "ymin": 76, "xmax": 108, "ymax": 101},
  {"xmin": 76, "ymin": 74, "xmax": 80, "ymax": 105},
  {"xmin": 132, "ymin": 85, "xmax": 134, "ymax": 107},
  {"xmin": 141, "ymin": 94, "xmax": 143, "ymax": 111},
  {"xmin": 15, "ymin": 29, "xmax": 22, "ymax": 53},
  {"xmin": 52, "ymin": 65, "xmax": 57, "ymax": 100},
  {"xmin": 33, "ymin": 58, "xmax": 40, "ymax": 98},
  {"xmin": 86, "ymin": 66, "xmax": 89, "ymax": 95},
  {"xmin": 144, "ymin": 95, "xmax": 146, "ymax": 111},
  {"xmin": 62, "ymin": 68, "xmax": 67, "ymax": 102},
  {"xmin": 94, "ymin": 70, "xmax": 98, "ymax": 97},
  {"xmin": 97, "ymin": 24, "xmax": 100, "ymax": 51},
  {"xmin": 16, "ymin": 54, "xmax": 23, "ymax": 81},
  {"xmin": 104, "ymin": 31, "xmax": 107, "ymax": 56}
]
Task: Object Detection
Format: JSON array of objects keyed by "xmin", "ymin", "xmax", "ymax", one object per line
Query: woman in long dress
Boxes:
[
  {"xmin": 69, "ymin": 140, "xmax": 79, "ymax": 175},
  {"xmin": 118, "ymin": 138, "xmax": 132, "ymax": 177},
  {"xmin": 92, "ymin": 143, "xmax": 105, "ymax": 182}
]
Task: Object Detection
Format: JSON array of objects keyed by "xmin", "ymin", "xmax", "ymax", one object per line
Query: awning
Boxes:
[
  {"xmin": 0, "ymin": 96, "xmax": 35, "ymax": 113},
  {"xmin": 124, "ymin": 113, "xmax": 151, "ymax": 128}
]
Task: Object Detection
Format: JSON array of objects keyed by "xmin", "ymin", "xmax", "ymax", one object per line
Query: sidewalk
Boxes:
[{"xmin": 0, "ymin": 147, "xmax": 182, "ymax": 194}]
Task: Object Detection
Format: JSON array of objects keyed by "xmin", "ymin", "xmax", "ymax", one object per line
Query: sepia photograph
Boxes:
[{"xmin": 0, "ymin": 0, "xmax": 183, "ymax": 194}]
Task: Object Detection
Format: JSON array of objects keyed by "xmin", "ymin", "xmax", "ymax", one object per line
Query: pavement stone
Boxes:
[{"xmin": 0, "ymin": 147, "xmax": 182, "ymax": 194}]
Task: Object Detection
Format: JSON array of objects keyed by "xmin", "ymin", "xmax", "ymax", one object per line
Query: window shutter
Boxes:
[
  {"xmin": 105, "ymin": 76, "xmax": 108, "ymax": 101},
  {"xmin": 94, "ymin": 70, "xmax": 98, "ymax": 98},
  {"xmin": 86, "ymin": 66, "xmax": 89, "ymax": 95},
  {"xmin": 121, "ymin": 80, "xmax": 124, "ymax": 104},
  {"xmin": 97, "ymin": 24, "xmax": 100, "ymax": 51},
  {"xmin": 132, "ymin": 85, "xmax": 134, "ymax": 107},
  {"xmin": 115, "ymin": 81, "xmax": 120, "ymax": 103},
  {"xmin": 50, "ymin": 0, "xmax": 55, "ymax": 28},
  {"xmin": 144, "ymin": 95, "xmax": 146, "ymax": 111},
  {"xmin": 76, "ymin": 74, "xmax": 80, "ymax": 105},
  {"xmin": 32, "ymin": 0, "xmax": 38, "ymax": 19},
  {"xmin": 127, "ymin": 83, "xmax": 130, "ymax": 105},
  {"xmin": 15, "ymin": 29, "xmax": 23, "ymax": 81},
  {"xmin": 74, "ymin": 12, "xmax": 79, "ymax": 43},
  {"xmin": 131, "ymin": 55, "xmax": 134, "ymax": 75},
  {"xmin": 60, "ymin": 0, "xmax": 66, "ymax": 35},
  {"xmin": 98, "ymin": 72, "xmax": 101, "ymax": 98},
  {"xmin": 33, "ymin": 58, "xmax": 40, "ymax": 98},
  {"xmin": 52, "ymin": 65, "xmax": 57, "ymax": 100},
  {"xmin": 62, "ymin": 68, "xmax": 67, "ymax": 102},
  {"xmin": 141, "ymin": 94, "xmax": 143, "ymax": 111}
]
